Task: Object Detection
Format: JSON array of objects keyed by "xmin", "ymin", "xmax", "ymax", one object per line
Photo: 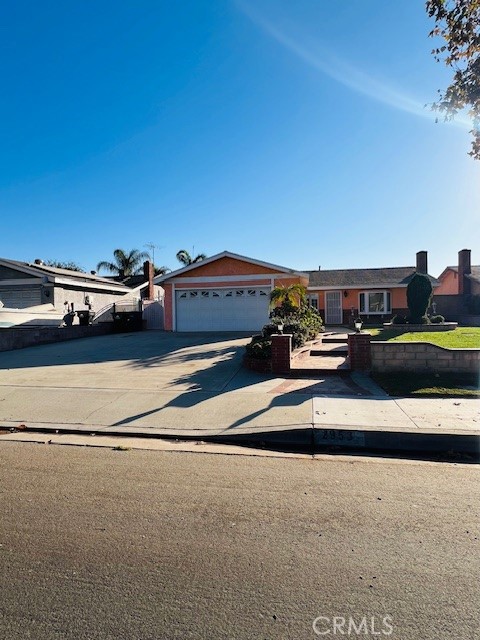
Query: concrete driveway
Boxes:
[
  {"xmin": 2, "ymin": 332, "xmax": 476, "ymax": 455},
  {"xmin": 0, "ymin": 332, "xmax": 326, "ymax": 436}
]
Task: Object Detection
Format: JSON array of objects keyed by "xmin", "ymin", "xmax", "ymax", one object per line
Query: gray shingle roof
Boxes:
[
  {"xmin": 306, "ymin": 267, "xmax": 439, "ymax": 288},
  {"xmin": 466, "ymin": 266, "xmax": 480, "ymax": 284},
  {"xmin": 0, "ymin": 258, "xmax": 131, "ymax": 289},
  {"xmin": 443, "ymin": 265, "xmax": 480, "ymax": 284}
]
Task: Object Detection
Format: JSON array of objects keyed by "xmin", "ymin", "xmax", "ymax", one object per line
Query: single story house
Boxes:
[
  {"xmin": 155, "ymin": 250, "xmax": 437, "ymax": 331},
  {"xmin": 0, "ymin": 258, "xmax": 135, "ymax": 314},
  {"xmin": 154, "ymin": 251, "xmax": 308, "ymax": 332},
  {"xmin": 306, "ymin": 251, "xmax": 438, "ymax": 325}
]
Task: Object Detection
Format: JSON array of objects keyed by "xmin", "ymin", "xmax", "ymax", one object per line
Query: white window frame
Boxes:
[
  {"xmin": 307, "ymin": 294, "xmax": 319, "ymax": 310},
  {"xmin": 359, "ymin": 290, "xmax": 391, "ymax": 315}
]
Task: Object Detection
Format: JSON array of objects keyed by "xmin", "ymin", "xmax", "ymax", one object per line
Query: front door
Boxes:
[{"xmin": 325, "ymin": 291, "xmax": 343, "ymax": 324}]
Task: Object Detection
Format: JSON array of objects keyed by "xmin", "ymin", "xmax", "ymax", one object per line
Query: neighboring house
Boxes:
[
  {"xmin": 154, "ymin": 251, "xmax": 308, "ymax": 332},
  {"xmin": 306, "ymin": 252, "xmax": 438, "ymax": 325},
  {"xmin": 0, "ymin": 258, "xmax": 135, "ymax": 313},
  {"xmin": 434, "ymin": 249, "xmax": 479, "ymax": 321}
]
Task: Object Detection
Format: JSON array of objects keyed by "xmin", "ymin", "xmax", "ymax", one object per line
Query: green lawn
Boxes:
[
  {"xmin": 368, "ymin": 327, "xmax": 480, "ymax": 349},
  {"xmin": 372, "ymin": 372, "xmax": 479, "ymax": 398}
]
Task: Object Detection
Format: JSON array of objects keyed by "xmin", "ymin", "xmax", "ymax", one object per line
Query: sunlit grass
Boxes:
[
  {"xmin": 372, "ymin": 372, "xmax": 479, "ymax": 398},
  {"xmin": 368, "ymin": 327, "xmax": 480, "ymax": 349}
]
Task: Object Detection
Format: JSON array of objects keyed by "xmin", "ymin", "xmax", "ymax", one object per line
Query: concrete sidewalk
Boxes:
[
  {"xmin": 1, "ymin": 374, "xmax": 478, "ymax": 459},
  {"xmin": 0, "ymin": 332, "xmax": 478, "ymax": 459}
]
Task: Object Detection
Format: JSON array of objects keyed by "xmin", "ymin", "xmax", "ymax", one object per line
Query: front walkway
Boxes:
[{"xmin": 291, "ymin": 330, "xmax": 351, "ymax": 371}]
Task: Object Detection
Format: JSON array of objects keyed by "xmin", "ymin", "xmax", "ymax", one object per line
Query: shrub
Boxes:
[
  {"xmin": 298, "ymin": 304, "xmax": 324, "ymax": 339},
  {"xmin": 245, "ymin": 335, "xmax": 272, "ymax": 360},
  {"xmin": 407, "ymin": 273, "xmax": 433, "ymax": 324},
  {"xmin": 406, "ymin": 315, "xmax": 431, "ymax": 325},
  {"xmin": 391, "ymin": 314, "xmax": 408, "ymax": 325},
  {"xmin": 430, "ymin": 314, "xmax": 445, "ymax": 324},
  {"xmin": 247, "ymin": 303, "xmax": 324, "ymax": 360}
]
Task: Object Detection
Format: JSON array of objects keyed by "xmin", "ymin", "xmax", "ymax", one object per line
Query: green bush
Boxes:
[
  {"xmin": 407, "ymin": 273, "xmax": 433, "ymax": 324},
  {"xmin": 247, "ymin": 303, "xmax": 324, "ymax": 360},
  {"xmin": 391, "ymin": 314, "xmax": 408, "ymax": 325},
  {"xmin": 299, "ymin": 304, "xmax": 324, "ymax": 339},
  {"xmin": 245, "ymin": 335, "xmax": 272, "ymax": 360},
  {"xmin": 265, "ymin": 305, "xmax": 323, "ymax": 348},
  {"xmin": 262, "ymin": 319, "xmax": 309, "ymax": 348},
  {"xmin": 406, "ymin": 315, "xmax": 431, "ymax": 325},
  {"xmin": 430, "ymin": 314, "xmax": 445, "ymax": 324}
]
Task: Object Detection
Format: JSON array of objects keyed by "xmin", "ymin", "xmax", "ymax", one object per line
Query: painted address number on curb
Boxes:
[{"xmin": 314, "ymin": 429, "xmax": 366, "ymax": 447}]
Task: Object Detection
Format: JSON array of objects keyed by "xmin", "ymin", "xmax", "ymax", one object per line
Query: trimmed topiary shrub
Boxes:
[
  {"xmin": 407, "ymin": 273, "xmax": 433, "ymax": 324},
  {"xmin": 430, "ymin": 314, "xmax": 445, "ymax": 324},
  {"xmin": 391, "ymin": 314, "xmax": 408, "ymax": 325}
]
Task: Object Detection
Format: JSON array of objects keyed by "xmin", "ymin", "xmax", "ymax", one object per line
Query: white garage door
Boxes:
[
  {"xmin": 0, "ymin": 288, "xmax": 42, "ymax": 309},
  {"xmin": 176, "ymin": 288, "xmax": 271, "ymax": 332}
]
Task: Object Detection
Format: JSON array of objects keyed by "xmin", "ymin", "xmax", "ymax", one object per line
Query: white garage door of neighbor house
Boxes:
[
  {"xmin": 175, "ymin": 288, "xmax": 271, "ymax": 332},
  {"xmin": 0, "ymin": 289, "xmax": 42, "ymax": 309}
]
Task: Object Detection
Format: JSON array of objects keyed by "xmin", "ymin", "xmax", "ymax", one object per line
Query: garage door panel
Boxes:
[{"xmin": 176, "ymin": 288, "xmax": 270, "ymax": 332}]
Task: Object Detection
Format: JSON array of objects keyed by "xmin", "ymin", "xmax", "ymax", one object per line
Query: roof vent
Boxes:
[
  {"xmin": 34, "ymin": 258, "xmax": 43, "ymax": 265},
  {"xmin": 318, "ymin": 265, "xmax": 321, "ymax": 271}
]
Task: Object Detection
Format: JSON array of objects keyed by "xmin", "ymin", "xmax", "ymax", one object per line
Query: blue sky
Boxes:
[{"xmin": 1, "ymin": 0, "xmax": 478, "ymax": 277}]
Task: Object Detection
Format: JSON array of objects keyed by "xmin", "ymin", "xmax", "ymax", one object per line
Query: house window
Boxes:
[
  {"xmin": 307, "ymin": 294, "xmax": 318, "ymax": 309},
  {"xmin": 359, "ymin": 291, "xmax": 391, "ymax": 314}
]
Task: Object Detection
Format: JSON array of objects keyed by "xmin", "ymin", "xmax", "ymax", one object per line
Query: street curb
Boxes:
[{"xmin": 3, "ymin": 422, "xmax": 479, "ymax": 462}]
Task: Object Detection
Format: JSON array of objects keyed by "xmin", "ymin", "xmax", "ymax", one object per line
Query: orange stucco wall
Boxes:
[
  {"xmin": 178, "ymin": 257, "xmax": 282, "ymax": 277},
  {"xmin": 274, "ymin": 275, "xmax": 309, "ymax": 288},
  {"xmin": 435, "ymin": 269, "xmax": 458, "ymax": 295},
  {"xmin": 309, "ymin": 287, "xmax": 407, "ymax": 311},
  {"xmin": 161, "ymin": 257, "xmax": 308, "ymax": 330},
  {"xmin": 175, "ymin": 279, "xmax": 272, "ymax": 288}
]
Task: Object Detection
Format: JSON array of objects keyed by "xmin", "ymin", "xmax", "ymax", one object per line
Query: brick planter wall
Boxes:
[
  {"xmin": 271, "ymin": 334, "xmax": 292, "ymax": 374},
  {"xmin": 243, "ymin": 356, "xmax": 272, "ymax": 373},
  {"xmin": 348, "ymin": 333, "xmax": 372, "ymax": 370},
  {"xmin": 371, "ymin": 342, "xmax": 480, "ymax": 374}
]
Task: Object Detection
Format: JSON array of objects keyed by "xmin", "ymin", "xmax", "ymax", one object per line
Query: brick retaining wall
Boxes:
[{"xmin": 371, "ymin": 341, "xmax": 480, "ymax": 374}]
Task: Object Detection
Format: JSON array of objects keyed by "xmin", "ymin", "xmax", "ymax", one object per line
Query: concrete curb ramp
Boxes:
[{"xmin": 2, "ymin": 421, "xmax": 479, "ymax": 462}]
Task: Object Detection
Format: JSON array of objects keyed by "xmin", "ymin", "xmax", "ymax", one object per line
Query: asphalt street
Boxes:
[{"xmin": 0, "ymin": 442, "xmax": 478, "ymax": 639}]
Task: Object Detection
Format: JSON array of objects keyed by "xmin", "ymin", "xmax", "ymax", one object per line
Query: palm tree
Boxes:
[
  {"xmin": 176, "ymin": 249, "xmax": 207, "ymax": 267},
  {"xmin": 97, "ymin": 249, "xmax": 149, "ymax": 279},
  {"xmin": 270, "ymin": 284, "xmax": 307, "ymax": 311},
  {"xmin": 154, "ymin": 265, "xmax": 170, "ymax": 277}
]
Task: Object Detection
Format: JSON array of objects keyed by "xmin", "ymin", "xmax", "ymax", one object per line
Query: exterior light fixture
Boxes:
[
  {"xmin": 354, "ymin": 318, "xmax": 363, "ymax": 333},
  {"xmin": 277, "ymin": 322, "xmax": 284, "ymax": 334},
  {"xmin": 343, "ymin": 290, "xmax": 348, "ymax": 298}
]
